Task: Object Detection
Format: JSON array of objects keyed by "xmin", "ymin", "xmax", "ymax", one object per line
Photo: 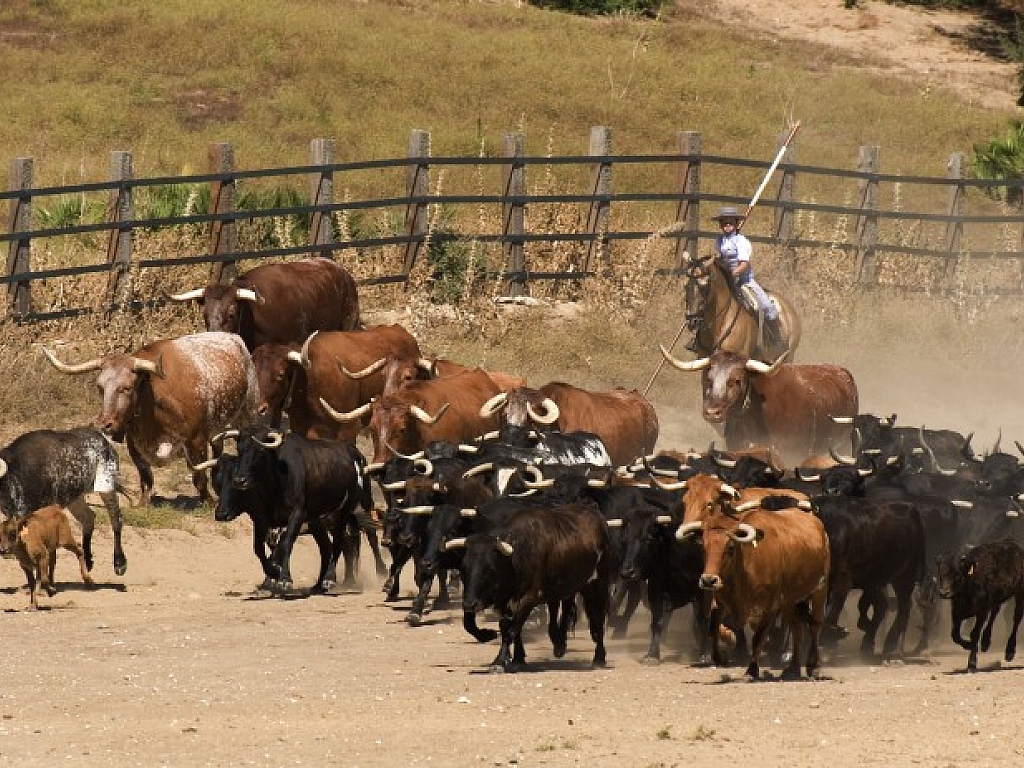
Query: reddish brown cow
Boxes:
[
  {"xmin": 322, "ymin": 368, "xmax": 502, "ymax": 463},
  {"xmin": 251, "ymin": 325, "xmax": 420, "ymax": 440},
  {"xmin": 660, "ymin": 346, "xmax": 858, "ymax": 468},
  {"xmin": 677, "ymin": 502, "xmax": 830, "ymax": 680},
  {"xmin": 657, "ymin": 472, "xmax": 812, "ymax": 523},
  {"xmin": 478, "ymin": 383, "xmax": 659, "ymax": 467},
  {"xmin": 170, "ymin": 258, "xmax": 361, "ymax": 351},
  {"xmin": 43, "ymin": 332, "xmax": 260, "ymax": 505},
  {"xmin": 370, "ymin": 354, "xmax": 526, "ymax": 397}
]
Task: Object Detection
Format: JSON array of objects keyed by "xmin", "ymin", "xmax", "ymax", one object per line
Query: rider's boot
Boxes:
[{"xmin": 763, "ymin": 316, "xmax": 787, "ymax": 358}]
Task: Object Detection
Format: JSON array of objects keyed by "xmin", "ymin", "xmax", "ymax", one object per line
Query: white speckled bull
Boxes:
[{"xmin": 43, "ymin": 332, "xmax": 260, "ymax": 506}]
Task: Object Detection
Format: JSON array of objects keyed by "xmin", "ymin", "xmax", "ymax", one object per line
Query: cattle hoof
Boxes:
[
  {"xmin": 1006, "ymin": 651, "xmax": 1016, "ymax": 663},
  {"xmin": 781, "ymin": 667, "xmax": 802, "ymax": 681},
  {"xmin": 745, "ymin": 662, "xmax": 760, "ymax": 680},
  {"xmin": 552, "ymin": 642, "xmax": 567, "ymax": 659},
  {"xmin": 114, "ymin": 558, "xmax": 127, "ymax": 577},
  {"xmin": 487, "ymin": 664, "xmax": 508, "ymax": 674},
  {"xmin": 406, "ymin": 612, "xmax": 422, "ymax": 626},
  {"xmin": 639, "ymin": 655, "xmax": 661, "ymax": 666},
  {"xmin": 44, "ymin": 586, "xmax": 57, "ymax": 597}
]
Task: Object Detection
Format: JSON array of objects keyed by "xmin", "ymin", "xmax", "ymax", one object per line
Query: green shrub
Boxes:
[{"xmin": 970, "ymin": 120, "xmax": 1024, "ymax": 203}]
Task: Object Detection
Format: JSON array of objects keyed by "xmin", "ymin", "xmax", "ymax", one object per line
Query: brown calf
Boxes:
[{"xmin": 0, "ymin": 506, "xmax": 94, "ymax": 610}]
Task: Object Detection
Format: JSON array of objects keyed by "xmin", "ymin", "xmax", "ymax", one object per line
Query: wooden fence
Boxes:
[{"xmin": 3, "ymin": 127, "xmax": 1023, "ymax": 323}]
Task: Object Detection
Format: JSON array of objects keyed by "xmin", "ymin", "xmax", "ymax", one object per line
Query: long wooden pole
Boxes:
[{"xmin": 641, "ymin": 121, "xmax": 802, "ymax": 398}]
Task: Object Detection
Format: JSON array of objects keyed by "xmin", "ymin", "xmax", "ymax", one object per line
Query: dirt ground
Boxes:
[
  {"xmin": 691, "ymin": 0, "xmax": 1021, "ymax": 110},
  {"xmin": 3, "ymin": 3, "xmax": 1024, "ymax": 767}
]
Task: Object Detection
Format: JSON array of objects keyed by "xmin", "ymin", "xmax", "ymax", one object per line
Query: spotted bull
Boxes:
[
  {"xmin": 43, "ymin": 332, "xmax": 260, "ymax": 505},
  {"xmin": 0, "ymin": 427, "xmax": 128, "ymax": 576},
  {"xmin": 170, "ymin": 257, "xmax": 361, "ymax": 351},
  {"xmin": 478, "ymin": 383, "xmax": 659, "ymax": 467},
  {"xmin": 660, "ymin": 346, "xmax": 858, "ymax": 467}
]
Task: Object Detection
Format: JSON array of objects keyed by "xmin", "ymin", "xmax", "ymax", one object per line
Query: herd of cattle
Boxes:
[{"xmin": 1, "ymin": 256, "xmax": 1022, "ymax": 678}]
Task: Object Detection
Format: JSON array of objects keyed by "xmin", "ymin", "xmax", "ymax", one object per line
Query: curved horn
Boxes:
[
  {"xmin": 479, "ymin": 392, "xmax": 509, "ymax": 418},
  {"xmin": 0, "ymin": 458, "xmax": 6, "ymax": 479},
  {"xmin": 526, "ymin": 398, "xmax": 560, "ymax": 426},
  {"xmin": 410, "ymin": 403, "xmax": 449, "ymax": 425},
  {"xmin": 729, "ymin": 522, "xmax": 760, "ymax": 544},
  {"xmin": 381, "ymin": 480, "xmax": 407, "ymax": 491},
  {"xmin": 462, "ymin": 462, "xmax": 494, "ymax": 479},
  {"xmin": 364, "ymin": 462, "xmax": 386, "ymax": 475},
  {"xmin": 298, "ymin": 331, "xmax": 319, "ymax": 369},
  {"xmin": 458, "ymin": 443, "xmax": 479, "ymax": 454},
  {"xmin": 131, "ymin": 356, "xmax": 163, "ymax": 377},
  {"xmin": 795, "ymin": 468, "xmax": 821, "ymax": 482},
  {"xmin": 523, "ymin": 476, "xmax": 555, "ymax": 490},
  {"xmin": 659, "ymin": 344, "xmax": 710, "ymax": 372},
  {"xmin": 186, "ymin": 456, "xmax": 219, "ymax": 472},
  {"xmin": 42, "ymin": 347, "xmax": 103, "ymax": 375},
  {"xmin": 400, "ymin": 506, "xmax": 435, "ymax": 516},
  {"xmin": 744, "ymin": 349, "xmax": 790, "ymax": 375},
  {"xmin": 413, "ymin": 458, "xmax": 434, "ymax": 476},
  {"xmin": 285, "ymin": 350, "xmax": 304, "ymax": 366},
  {"xmin": 211, "ymin": 429, "xmax": 240, "ymax": 445},
  {"xmin": 253, "ymin": 431, "xmax": 284, "ymax": 449},
  {"xmin": 417, "ymin": 358, "xmax": 437, "ymax": 374},
  {"xmin": 798, "ymin": 500, "xmax": 814, "ymax": 510},
  {"xmin": 710, "ymin": 447, "xmax": 736, "ymax": 469},
  {"xmin": 951, "ymin": 500, "xmax": 974, "ymax": 509},
  {"xmin": 649, "ymin": 474, "xmax": 688, "ymax": 491},
  {"xmin": 655, "ymin": 515, "xmax": 674, "ymax": 525},
  {"xmin": 993, "ymin": 428, "xmax": 1003, "ymax": 455},
  {"xmin": 918, "ymin": 426, "xmax": 956, "ymax": 475},
  {"xmin": 719, "ymin": 483, "xmax": 739, "ymax": 499},
  {"xmin": 342, "ymin": 357, "xmax": 388, "ymax": 380},
  {"xmin": 522, "ymin": 465, "xmax": 545, "ymax": 484},
  {"xmin": 495, "ymin": 540, "xmax": 514, "ymax": 557},
  {"xmin": 675, "ymin": 520, "xmax": 704, "ymax": 540},
  {"xmin": 169, "ymin": 287, "xmax": 206, "ymax": 301},
  {"xmin": 831, "ymin": 416, "xmax": 854, "ymax": 424},
  {"xmin": 587, "ymin": 477, "xmax": 609, "ymax": 488},
  {"xmin": 480, "ymin": 431, "xmax": 500, "ymax": 441},
  {"xmin": 829, "ymin": 444, "xmax": 858, "ymax": 466},
  {"xmin": 732, "ymin": 500, "xmax": 761, "ymax": 513},
  {"xmin": 234, "ymin": 287, "xmax": 261, "ymax": 303},
  {"xmin": 606, "ymin": 518, "xmax": 624, "ymax": 528},
  {"xmin": 319, "ymin": 397, "xmax": 372, "ymax": 423},
  {"xmin": 443, "ymin": 537, "xmax": 467, "ymax": 551},
  {"xmin": 459, "ymin": 508, "xmax": 478, "ymax": 518},
  {"xmin": 383, "ymin": 442, "xmax": 424, "ymax": 461}
]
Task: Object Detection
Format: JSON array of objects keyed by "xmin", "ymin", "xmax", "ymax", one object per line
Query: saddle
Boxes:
[{"xmin": 738, "ymin": 285, "xmax": 786, "ymax": 359}]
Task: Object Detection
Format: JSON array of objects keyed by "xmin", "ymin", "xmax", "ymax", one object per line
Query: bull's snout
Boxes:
[{"xmin": 699, "ymin": 574, "xmax": 722, "ymax": 590}]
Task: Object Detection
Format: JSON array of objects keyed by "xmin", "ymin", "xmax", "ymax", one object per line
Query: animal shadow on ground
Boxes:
[
  {"xmin": 148, "ymin": 494, "xmax": 206, "ymax": 511},
  {"xmin": 0, "ymin": 580, "xmax": 125, "ymax": 597},
  {"xmin": 945, "ymin": 663, "xmax": 1024, "ymax": 676}
]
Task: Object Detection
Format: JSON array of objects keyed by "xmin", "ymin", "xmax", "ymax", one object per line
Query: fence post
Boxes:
[
  {"xmin": 854, "ymin": 145, "xmax": 880, "ymax": 284},
  {"xmin": 106, "ymin": 151, "xmax": 134, "ymax": 308},
  {"xmin": 402, "ymin": 129, "xmax": 430, "ymax": 280},
  {"xmin": 582, "ymin": 126, "xmax": 612, "ymax": 275},
  {"xmin": 309, "ymin": 138, "xmax": 335, "ymax": 259},
  {"xmin": 674, "ymin": 131, "xmax": 701, "ymax": 268},
  {"xmin": 772, "ymin": 131, "xmax": 797, "ymax": 278},
  {"xmin": 501, "ymin": 132, "xmax": 527, "ymax": 297},
  {"xmin": 944, "ymin": 151, "xmax": 965, "ymax": 284},
  {"xmin": 6, "ymin": 158, "xmax": 32, "ymax": 318},
  {"xmin": 208, "ymin": 142, "xmax": 237, "ymax": 283}
]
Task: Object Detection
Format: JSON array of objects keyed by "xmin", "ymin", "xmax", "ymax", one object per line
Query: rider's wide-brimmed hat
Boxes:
[{"xmin": 710, "ymin": 205, "xmax": 746, "ymax": 221}]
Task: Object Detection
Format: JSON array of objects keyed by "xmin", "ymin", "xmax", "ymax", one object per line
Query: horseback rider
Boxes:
[{"xmin": 711, "ymin": 205, "xmax": 785, "ymax": 352}]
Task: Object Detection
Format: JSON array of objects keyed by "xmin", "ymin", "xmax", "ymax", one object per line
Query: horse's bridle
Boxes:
[{"xmin": 683, "ymin": 255, "xmax": 741, "ymax": 348}]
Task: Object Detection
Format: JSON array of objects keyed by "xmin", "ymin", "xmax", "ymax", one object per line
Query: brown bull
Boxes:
[
  {"xmin": 676, "ymin": 491, "xmax": 830, "ymax": 680},
  {"xmin": 478, "ymin": 383, "xmax": 659, "ymax": 466},
  {"xmin": 43, "ymin": 332, "xmax": 260, "ymax": 505},
  {"xmin": 170, "ymin": 257, "xmax": 361, "ymax": 351},
  {"xmin": 375, "ymin": 354, "xmax": 526, "ymax": 397},
  {"xmin": 660, "ymin": 346, "xmax": 858, "ymax": 467},
  {"xmin": 251, "ymin": 325, "xmax": 420, "ymax": 440},
  {"xmin": 322, "ymin": 368, "xmax": 501, "ymax": 463},
  {"xmin": 654, "ymin": 472, "xmax": 812, "ymax": 523}
]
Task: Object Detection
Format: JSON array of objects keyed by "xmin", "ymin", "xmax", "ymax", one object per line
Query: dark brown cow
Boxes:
[
  {"xmin": 170, "ymin": 258, "xmax": 360, "ymax": 351},
  {"xmin": 322, "ymin": 368, "xmax": 502, "ymax": 464},
  {"xmin": 373, "ymin": 354, "xmax": 526, "ymax": 397},
  {"xmin": 660, "ymin": 346, "xmax": 858, "ymax": 468},
  {"xmin": 676, "ymin": 495, "xmax": 830, "ymax": 680},
  {"xmin": 478, "ymin": 383, "xmax": 659, "ymax": 467},
  {"xmin": 43, "ymin": 332, "xmax": 260, "ymax": 505},
  {"xmin": 251, "ymin": 325, "xmax": 420, "ymax": 440}
]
